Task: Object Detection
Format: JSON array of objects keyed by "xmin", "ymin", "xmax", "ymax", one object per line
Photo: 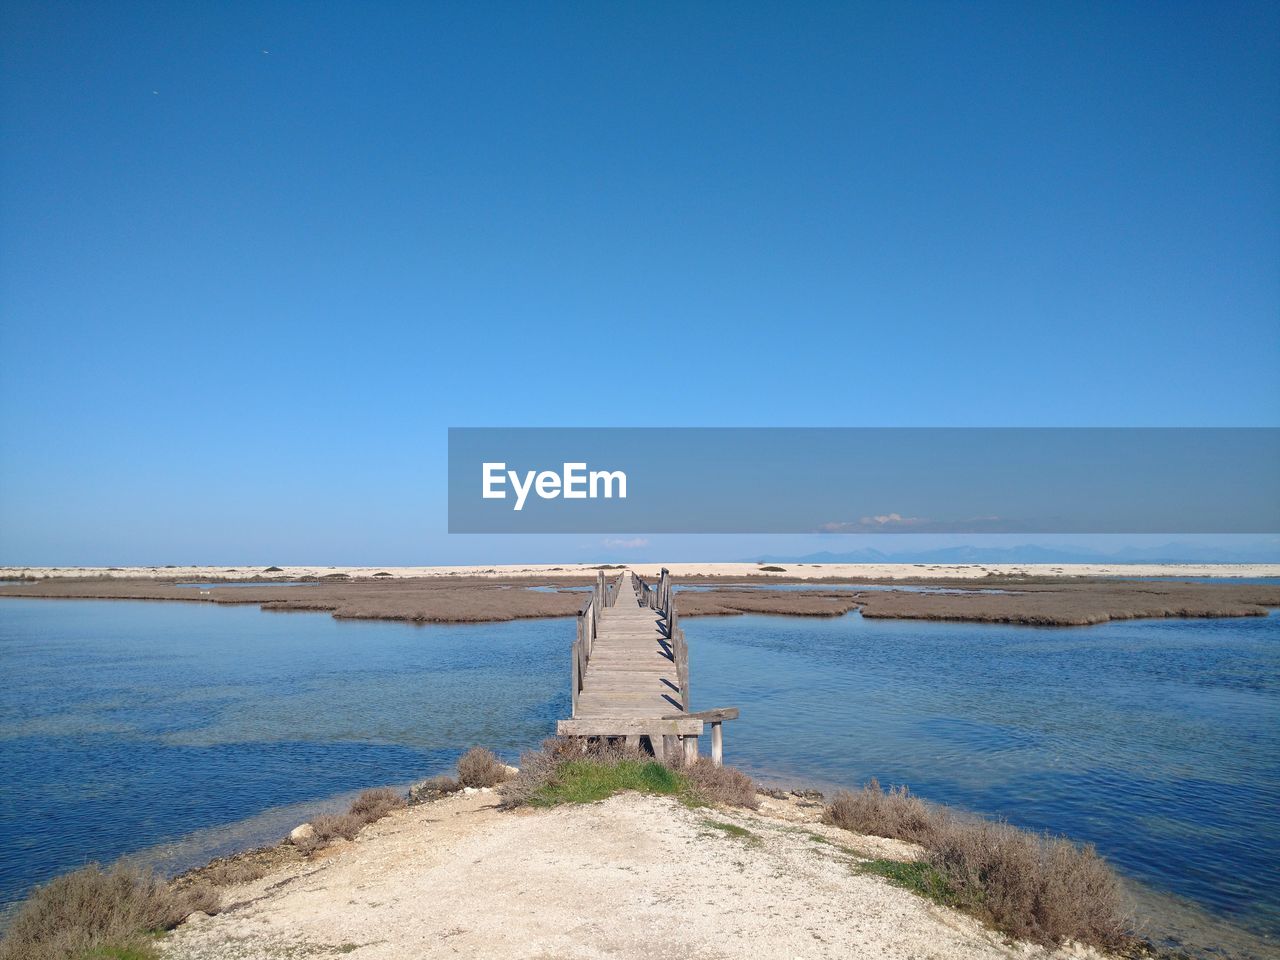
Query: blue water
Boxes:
[
  {"xmin": 690, "ymin": 611, "xmax": 1280, "ymax": 944},
  {"xmin": 0, "ymin": 599, "xmax": 567, "ymax": 911},
  {"xmin": 0, "ymin": 598, "xmax": 1276, "ymax": 952}
]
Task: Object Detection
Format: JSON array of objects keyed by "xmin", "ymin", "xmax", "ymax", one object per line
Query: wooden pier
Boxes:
[{"xmin": 556, "ymin": 568, "xmax": 738, "ymax": 764}]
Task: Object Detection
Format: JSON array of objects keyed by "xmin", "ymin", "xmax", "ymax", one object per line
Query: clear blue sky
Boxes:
[{"xmin": 1, "ymin": 2, "xmax": 1277, "ymax": 565}]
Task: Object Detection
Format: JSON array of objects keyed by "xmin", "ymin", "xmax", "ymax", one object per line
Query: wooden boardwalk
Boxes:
[{"xmin": 556, "ymin": 569, "xmax": 737, "ymax": 764}]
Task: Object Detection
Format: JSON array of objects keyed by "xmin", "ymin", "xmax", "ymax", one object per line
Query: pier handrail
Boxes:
[
  {"xmin": 566, "ymin": 567, "xmax": 738, "ymax": 765},
  {"xmin": 631, "ymin": 569, "xmax": 688, "ymax": 710},
  {"xmin": 571, "ymin": 570, "xmax": 628, "ymax": 716},
  {"xmin": 633, "ymin": 568, "xmax": 671, "ymax": 615}
]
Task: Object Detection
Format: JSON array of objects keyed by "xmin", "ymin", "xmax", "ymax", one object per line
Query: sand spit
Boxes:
[
  {"xmin": 2, "ymin": 573, "xmax": 1277, "ymax": 627},
  {"xmin": 163, "ymin": 790, "xmax": 1100, "ymax": 960}
]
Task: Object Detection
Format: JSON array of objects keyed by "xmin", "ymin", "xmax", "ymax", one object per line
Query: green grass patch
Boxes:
[
  {"xmin": 803, "ymin": 830, "xmax": 841, "ymax": 847},
  {"xmin": 529, "ymin": 759, "xmax": 687, "ymax": 807},
  {"xmin": 859, "ymin": 859, "xmax": 957, "ymax": 906},
  {"xmin": 700, "ymin": 819, "xmax": 758, "ymax": 842}
]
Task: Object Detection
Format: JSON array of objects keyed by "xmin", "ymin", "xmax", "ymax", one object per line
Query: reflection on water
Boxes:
[{"xmin": 0, "ymin": 598, "xmax": 1276, "ymax": 957}]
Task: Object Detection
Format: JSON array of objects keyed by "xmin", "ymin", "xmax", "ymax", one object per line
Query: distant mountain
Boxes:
[{"xmin": 749, "ymin": 542, "xmax": 1280, "ymax": 564}]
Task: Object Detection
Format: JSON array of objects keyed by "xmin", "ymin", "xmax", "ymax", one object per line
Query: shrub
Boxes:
[
  {"xmin": 292, "ymin": 811, "xmax": 370, "ymax": 855},
  {"xmin": 263, "ymin": 566, "xmax": 283, "ymax": 573},
  {"xmin": 173, "ymin": 883, "xmax": 220, "ymax": 917},
  {"xmin": 823, "ymin": 779, "xmax": 942, "ymax": 846},
  {"xmin": 823, "ymin": 781, "xmax": 1131, "ymax": 950},
  {"xmin": 926, "ymin": 821, "xmax": 1129, "ymax": 949},
  {"xmin": 0, "ymin": 864, "xmax": 219, "ymax": 960},
  {"xmin": 499, "ymin": 738, "xmax": 580, "ymax": 809},
  {"xmin": 758, "ymin": 565, "xmax": 787, "ymax": 572},
  {"xmin": 457, "ymin": 747, "xmax": 510, "ymax": 787},
  {"xmin": 310, "ymin": 813, "xmax": 363, "ymax": 843},
  {"xmin": 409, "ymin": 774, "xmax": 461, "ymax": 804},
  {"xmin": 348, "ymin": 787, "xmax": 406, "ymax": 824},
  {"xmin": 678, "ymin": 758, "xmax": 759, "ymax": 809}
]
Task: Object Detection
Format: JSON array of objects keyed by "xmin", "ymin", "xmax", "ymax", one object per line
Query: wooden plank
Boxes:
[
  {"xmin": 558, "ymin": 717, "xmax": 704, "ymax": 735},
  {"xmin": 664, "ymin": 707, "xmax": 740, "ymax": 722}
]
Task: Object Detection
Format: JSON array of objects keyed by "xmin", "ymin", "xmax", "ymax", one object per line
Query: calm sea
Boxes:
[{"xmin": 0, "ymin": 597, "xmax": 1276, "ymax": 956}]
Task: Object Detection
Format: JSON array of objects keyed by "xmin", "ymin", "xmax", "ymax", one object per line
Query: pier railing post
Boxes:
[
  {"xmin": 571, "ymin": 637, "xmax": 580, "ymax": 717},
  {"xmin": 674, "ymin": 625, "xmax": 689, "ymax": 712}
]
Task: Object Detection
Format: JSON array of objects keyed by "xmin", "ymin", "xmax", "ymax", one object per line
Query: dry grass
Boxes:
[
  {"xmin": 0, "ymin": 864, "xmax": 219, "ymax": 960},
  {"xmin": 823, "ymin": 780, "xmax": 1130, "ymax": 950},
  {"xmin": 823, "ymin": 779, "xmax": 939, "ymax": 845},
  {"xmin": 409, "ymin": 774, "xmax": 462, "ymax": 803},
  {"xmin": 348, "ymin": 787, "xmax": 406, "ymax": 824},
  {"xmin": 499, "ymin": 738, "xmax": 580, "ymax": 808},
  {"xmin": 457, "ymin": 747, "xmax": 510, "ymax": 787},
  {"xmin": 311, "ymin": 812, "xmax": 363, "ymax": 842},
  {"xmin": 927, "ymin": 819, "xmax": 1129, "ymax": 949},
  {"xmin": 294, "ymin": 787, "xmax": 408, "ymax": 856},
  {"xmin": 670, "ymin": 756, "xmax": 759, "ymax": 809}
]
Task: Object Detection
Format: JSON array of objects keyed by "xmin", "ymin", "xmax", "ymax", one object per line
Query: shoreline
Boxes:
[
  {"xmin": 2, "ymin": 565, "xmax": 1278, "ymax": 627},
  {"xmin": 14, "ymin": 758, "xmax": 1274, "ymax": 960},
  {"xmin": 4, "ymin": 561, "xmax": 1280, "ymax": 582},
  {"xmin": 5, "ymin": 741, "xmax": 1276, "ymax": 960}
]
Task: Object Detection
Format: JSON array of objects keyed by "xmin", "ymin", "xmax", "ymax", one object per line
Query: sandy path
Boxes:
[{"xmin": 165, "ymin": 791, "xmax": 1085, "ymax": 960}]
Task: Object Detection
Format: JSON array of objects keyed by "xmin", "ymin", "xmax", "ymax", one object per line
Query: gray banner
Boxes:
[{"xmin": 447, "ymin": 428, "xmax": 1280, "ymax": 534}]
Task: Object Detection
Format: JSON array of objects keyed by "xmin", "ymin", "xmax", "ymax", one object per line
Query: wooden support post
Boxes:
[
  {"xmin": 649, "ymin": 734, "xmax": 665, "ymax": 761},
  {"xmin": 683, "ymin": 735, "xmax": 698, "ymax": 764},
  {"xmin": 711, "ymin": 722, "xmax": 723, "ymax": 766},
  {"xmin": 663, "ymin": 734, "xmax": 678, "ymax": 761},
  {"xmin": 625, "ymin": 734, "xmax": 640, "ymax": 750}
]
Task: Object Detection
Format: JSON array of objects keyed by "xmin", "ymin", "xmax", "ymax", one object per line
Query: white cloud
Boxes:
[{"xmin": 603, "ymin": 537, "xmax": 649, "ymax": 549}]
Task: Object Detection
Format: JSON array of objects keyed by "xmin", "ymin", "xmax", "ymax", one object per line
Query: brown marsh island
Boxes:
[{"xmin": 2, "ymin": 563, "xmax": 1278, "ymax": 627}]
